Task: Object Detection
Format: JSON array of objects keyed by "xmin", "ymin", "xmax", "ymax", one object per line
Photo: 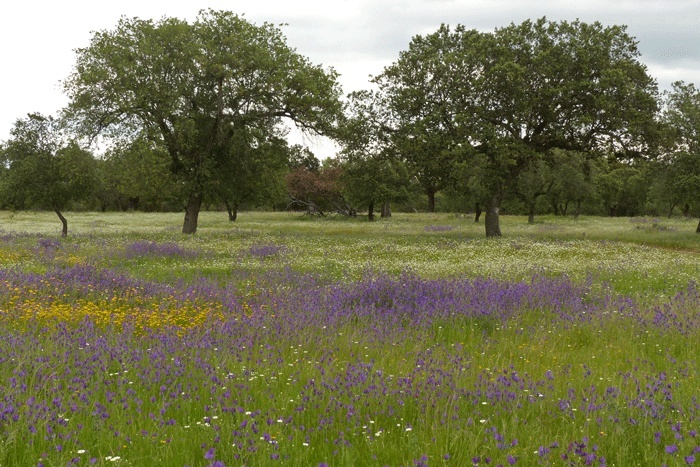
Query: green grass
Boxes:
[
  {"xmin": 1, "ymin": 210, "xmax": 700, "ymax": 466},
  {"xmin": 2, "ymin": 210, "xmax": 698, "ymax": 295}
]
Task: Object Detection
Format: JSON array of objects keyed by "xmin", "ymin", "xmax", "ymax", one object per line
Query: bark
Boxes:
[
  {"xmin": 225, "ymin": 199, "xmax": 239, "ymax": 222},
  {"xmin": 127, "ymin": 197, "xmax": 140, "ymax": 211},
  {"xmin": 368, "ymin": 200, "xmax": 375, "ymax": 222},
  {"xmin": 474, "ymin": 203, "xmax": 482, "ymax": 223},
  {"xmin": 528, "ymin": 207, "xmax": 535, "ymax": 224},
  {"xmin": 182, "ymin": 193, "xmax": 203, "ymax": 234},
  {"xmin": 484, "ymin": 195, "xmax": 502, "ymax": 237},
  {"xmin": 684, "ymin": 203, "xmax": 691, "ymax": 218},
  {"xmin": 381, "ymin": 202, "xmax": 392, "ymax": 218},
  {"xmin": 426, "ymin": 190, "xmax": 436, "ymax": 213},
  {"xmin": 55, "ymin": 209, "xmax": 68, "ymax": 237},
  {"xmin": 696, "ymin": 219, "xmax": 700, "ymax": 234}
]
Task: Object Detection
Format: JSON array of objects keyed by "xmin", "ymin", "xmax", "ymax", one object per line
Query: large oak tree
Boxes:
[
  {"xmin": 374, "ymin": 18, "xmax": 660, "ymax": 236},
  {"xmin": 63, "ymin": 9, "xmax": 342, "ymax": 233}
]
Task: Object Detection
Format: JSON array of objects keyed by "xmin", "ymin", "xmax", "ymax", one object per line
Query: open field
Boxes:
[{"xmin": 1, "ymin": 211, "xmax": 699, "ymax": 466}]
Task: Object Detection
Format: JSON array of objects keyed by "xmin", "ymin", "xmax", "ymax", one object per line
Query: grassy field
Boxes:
[{"xmin": 1, "ymin": 211, "xmax": 699, "ymax": 466}]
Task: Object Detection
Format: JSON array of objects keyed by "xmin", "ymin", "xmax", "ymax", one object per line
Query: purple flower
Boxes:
[
  {"xmin": 666, "ymin": 445, "xmax": 678, "ymax": 454},
  {"xmin": 205, "ymin": 448, "xmax": 216, "ymax": 460}
]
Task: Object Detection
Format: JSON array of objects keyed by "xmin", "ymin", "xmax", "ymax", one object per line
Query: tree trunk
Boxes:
[
  {"xmin": 484, "ymin": 195, "xmax": 502, "ymax": 237},
  {"xmin": 225, "ymin": 199, "xmax": 238, "ymax": 222},
  {"xmin": 696, "ymin": 219, "xmax": 700, "ymax": 234},
  {"xmin": 527, "ymin": 203, "xmax": 535, "ymax": 224},
  {"xmin": 55, "ymin": 210, "xmax": 68, "ymax": 237},
  {"xmin": 684, "ymin": 203, "xmax": 691, "ymax": 218},
  {"xmin": 427, "ymin": 190, "xmax": 436, "ymax": 213},
  {"xmin": 368, "ymin": 200, "xmax": 375, "ymax": 222},
  {"xmin": 474, "ymin": 203, "xmax": 482, "ymax": 222},
  {"xmin": 182, "ymin": 193, "xmax": 203, "ymax": 234},
  {"xmin": 381, "ymin": 202, "xmax": 392, "ymax": 218}
]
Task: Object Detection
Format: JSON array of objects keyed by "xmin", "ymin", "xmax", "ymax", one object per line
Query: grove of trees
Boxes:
[{"xmin": 2, "ymin": 12, "xmax": 700, "ymax": 236}]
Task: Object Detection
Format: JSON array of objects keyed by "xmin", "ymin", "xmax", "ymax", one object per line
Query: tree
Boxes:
[
  {"xmin": 285, "ymin": 160, "xmax": 351, "ymax": 216},
  {"xmin": 513, "ymin": 158, "xmax": 553, "ymax": 224},
  {"xmin": 0, "ymin": 114, "xmax": 96, "ymax": 236},
  {"xmin": 546, "ymin": 150, "xmax": 597, "ymax": 217},
  {"xmin": 213, "ymin": 127, "xmax": 290, "ymax": 221},
  {"xmin": 660, "ymin": 81, "xmax": 700, "ymax": 231},
  {"xmin": 373, "ymin": 26, "xmax": 483, "ymax": 213},
  {"xmin": 376, "ymin": 18, "xmax": 659, "ymax": 236},
  {"xmin": 595, "ymin": 164, "xmax": 648, "ymax": 217},
  {"xmin": 97, "ymin": 134, "xmax": 180, "ymax": 211},
  {"xmin": 339, "ymin": 90, "xmax": 412, "ymax": 221},
  {"xmin": 63, "ymin": 9, "xmax": 342, "ymax": 233},
  {"xmin": 341, "ymin": 157, "xmax": 411, "ymax": 221}
]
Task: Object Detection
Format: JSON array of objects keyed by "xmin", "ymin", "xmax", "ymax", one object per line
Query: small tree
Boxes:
[
  {"xmin": 286, "ymin": 161, "xmax": 351, "ymax": 216},
  {"xmin": 661, "ymin": 81, "xmax": 700, "ymax": 231},
  {"xmin": 0, "ymin": 114, "xmax": 96, "ymax": 236},
  {"xmin": 214, "ymin": 128, "xmax": 290, "ymax": 221},
  {"xmin": 339, "ymin": 90, "xmax": 412, "ymax": 221},
  {"xmin": 98, "ymin": 134, "xmax": 180, "ymax": 211},
  {"xmin": 547, "ymin": 150, "xmax": 597, "ymax": 217}
]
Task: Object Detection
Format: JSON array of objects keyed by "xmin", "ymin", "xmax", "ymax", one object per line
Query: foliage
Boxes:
[
  {"xmin": 97, "ymin": 134, "xmax": 181, "ymax": 211},
  {"xmin": 546, "ymin": 150, "xmax": 598, "ymax": 217},
  {"xmin": 63, "ymin": 9, "xmax": 343, "ymax": 233},
  {"xmin": 0, "ymin": 114, "xmax": 96, "ymax": 236},
  {"xmin": 285, "ymin": 162, "xmax": 351, "ymax": 216},
  {"xmin": 339, "ymin": 90, "xmax": 416, "ymax": 220},
  {"xmin": 371, "ymin": 18, "xmax": 660, "ymax": 236},
  {"xmin": 212, "ymin": 127, "xmax": 290, "ymax": 221},
  {"xmin": 657, "ymin": 81, "xmax": 700, "ymax": 224}
]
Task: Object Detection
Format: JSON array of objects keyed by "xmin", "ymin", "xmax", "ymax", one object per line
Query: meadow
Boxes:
[{"xmin": 1, "ymin": 210, "xmax": 699, "ymax": 466}]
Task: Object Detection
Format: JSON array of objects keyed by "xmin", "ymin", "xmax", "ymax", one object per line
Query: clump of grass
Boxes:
[
  {"xmin": 123, "ymin": 240, "xmax": 197, "ymax": 260},
  {"xmin": 245, "ymin": 243, "xmax": 288, "ymax": 259},
  {"xmin": 424, "ymin": 224, "xmax": 454, "ymax": 232}
]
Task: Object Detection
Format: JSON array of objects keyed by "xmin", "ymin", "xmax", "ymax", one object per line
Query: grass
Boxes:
[{"xmin": 0, "ymin": 210, "xmax": 700, "ymax": 466}]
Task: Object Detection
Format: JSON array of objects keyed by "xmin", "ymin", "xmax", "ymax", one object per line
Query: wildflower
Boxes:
[{"xmin": 666, "ymin": 445, "xmax": 678, "ymax": 454}]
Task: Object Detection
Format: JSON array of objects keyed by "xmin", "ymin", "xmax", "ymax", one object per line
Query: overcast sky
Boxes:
[{"xmin": 2, "ymin": 0, "xmax": 699, "ymax": 157}]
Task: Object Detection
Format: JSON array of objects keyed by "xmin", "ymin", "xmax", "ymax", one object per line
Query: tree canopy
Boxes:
[
  {"xmin": 0, "ymin": 114, "xmax": 96, "ymax": 236},
  {"xmin": 63, "ymin": 9, "xmax": 343, "ymax": 233},
  {"xmin": 369, "ymin": 17, "xmax": 660, "ymax": 235}
]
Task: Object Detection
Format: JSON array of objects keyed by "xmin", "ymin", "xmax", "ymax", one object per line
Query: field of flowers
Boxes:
[{"xmin": 1, "ymin": 211, "xmax": 699, "ymax": 466}]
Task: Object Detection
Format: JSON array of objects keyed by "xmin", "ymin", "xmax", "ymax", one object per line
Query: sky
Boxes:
[{"xmin": 1, "ymin": 0, "xmax": 699, "ymax": 158}]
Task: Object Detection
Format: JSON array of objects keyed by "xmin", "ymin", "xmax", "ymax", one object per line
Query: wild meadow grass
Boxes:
[{"xmin": 1, "ymin": 211, "xmax": 700, "ymax": 466}]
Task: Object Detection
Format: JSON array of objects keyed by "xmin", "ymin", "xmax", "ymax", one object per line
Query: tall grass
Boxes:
[{"xmin": 0, "ymin": 211, "xmax": 699, "ymax": 466}]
